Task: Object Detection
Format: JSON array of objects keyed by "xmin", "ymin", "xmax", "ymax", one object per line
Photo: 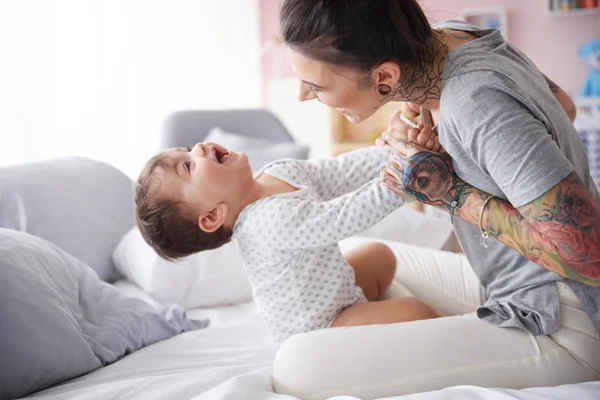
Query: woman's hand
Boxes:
[{"xmin": 382, "ymin": 139, "xmax": 462, "ymax": 207}]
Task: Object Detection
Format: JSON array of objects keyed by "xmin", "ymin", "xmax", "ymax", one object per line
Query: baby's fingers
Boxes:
[
  {"xmin": 401, "ymin": 102, "xmax": 421, "ymax": 120},
  {"xmin": 416, "ymin": 124, "xmax": 435, "ymax": 148},
  {"xmin": 425, "ymin": 136, "xmax": 436, "ymax": 151},
  {"xmin": 433, "ymin": 137, "xmax": 442, "ymax": 153},
  {"xmin": 432, "ymin": 137, "xmax": 447, "ymax": 154},
  {"xmin": 407, "ymin": 126, "xmax": 420, "ymax": 143}
]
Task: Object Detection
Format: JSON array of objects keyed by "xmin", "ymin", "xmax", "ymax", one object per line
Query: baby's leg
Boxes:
[
  {"xmin": 331, "ymin": 297, "xmax": 440, "ymax": 327},
  {"xmin": 344, "ymin": 242, "xmax": 396, "ymax": 301},
  {"xmin": 338, "ymin": 241, "xmax": 440, "ymax": 327}
]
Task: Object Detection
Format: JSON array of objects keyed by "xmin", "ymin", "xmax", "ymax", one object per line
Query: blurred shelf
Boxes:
[
  {"xmin": 459, "ymin": 7, "xmax": 508, "ymax": 39},
  {"xmin": 547, "ymin": 0, "xmax": 599, "ymax": 17},
  {"xmin": 332, "ymin": 142, "xmax": 374, "ymax": 156},
  {"xmin": 549, "ymin": 7, "xmax": 600, "ymax": 16}
]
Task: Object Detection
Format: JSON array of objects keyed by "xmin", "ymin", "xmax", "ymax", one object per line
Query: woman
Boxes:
[{"xmin": 272, "ymin": 0, "xmax": 600, "ymax": 398}]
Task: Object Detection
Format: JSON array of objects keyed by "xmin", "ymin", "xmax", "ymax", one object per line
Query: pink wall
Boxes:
[{"xmin": 259, "ymin": 0, "xmax": 600, "ymax": 104}]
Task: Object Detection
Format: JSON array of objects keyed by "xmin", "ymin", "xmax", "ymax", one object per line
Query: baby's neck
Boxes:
[
  {"xmin": 230, "ymin": 173, "xmax": 298, "ymax": 222},
  {"xmin": 254, "ymin": 173, "xmax": 298, "ymax": 199},
  {"xmin": 223, "ymin": 173, "xmax": 298, "ymax": 231}
]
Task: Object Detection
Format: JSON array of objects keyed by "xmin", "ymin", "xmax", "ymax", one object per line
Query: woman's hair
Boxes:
[
  {"xmin": 280, "ymin": 0, "xmax": 435, "ymax": 81},
  {"xmin": 134, "ymin": 157, "xmax": 232, "ymax": 261}
]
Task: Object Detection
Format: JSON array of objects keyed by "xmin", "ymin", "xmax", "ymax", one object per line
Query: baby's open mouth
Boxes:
[{"xmin": 214, "ymin": 148, "xmax": 230, "ymax": 164}]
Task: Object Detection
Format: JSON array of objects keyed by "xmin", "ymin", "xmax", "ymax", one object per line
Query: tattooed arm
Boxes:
[
  {"xmin": 543, "ymin": 75, "xmax": 577, "ymax": 122},
  {"xmin": 383, "ymin": 143, "xmax": 600, "ymax": 286}
]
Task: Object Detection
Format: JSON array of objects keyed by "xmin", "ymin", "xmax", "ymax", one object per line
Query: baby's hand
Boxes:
[
  {"xmin": 381, "ymin": 121, "xmax": 443, "ymax": 153},
  {"xmin": 389, "ymin": 103, "xmax": 421, "ymax": 127},
  {"xmin": 406, "ymin": 121, "xmax": 443, "ymax": 153},
  {"xmin": 385, "ymin": 104, "xmax": 443, "ymax": 153}
]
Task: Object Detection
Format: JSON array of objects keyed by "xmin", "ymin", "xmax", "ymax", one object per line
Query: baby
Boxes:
[{"xmin": 135, "ymin": 129, "xmax": 439, "ymax": 343}]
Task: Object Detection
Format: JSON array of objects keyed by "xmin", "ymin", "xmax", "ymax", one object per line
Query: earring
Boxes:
[{"xmin": 377, "ymin": 84, "xmax": 392, "ymax": 96}]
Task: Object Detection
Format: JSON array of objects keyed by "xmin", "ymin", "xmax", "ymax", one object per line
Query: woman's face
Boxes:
[{"xmin": 289, "ymin": 51, "xmax": 386, "ymax": 124}]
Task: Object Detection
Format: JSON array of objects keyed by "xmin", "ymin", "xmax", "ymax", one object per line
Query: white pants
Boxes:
[{"xmin": 272, "ymin": 239, "xmax": 600, "ymax": 400}]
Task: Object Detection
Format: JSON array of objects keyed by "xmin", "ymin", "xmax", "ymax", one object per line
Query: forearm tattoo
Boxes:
[
  {"xmin": 449, "ymin": 172, "xmax": 600, "ymax": 286},
  {"xmin": 488, "ymin": 172, "xmax": 600, "ymax": 284},
  {"xmin": 388, "ymin": 149, "xmax": 465, "ymax": 208},
  {"xmin": 387, "ymin": 148, "xmax": 600, "ymax": 284}
]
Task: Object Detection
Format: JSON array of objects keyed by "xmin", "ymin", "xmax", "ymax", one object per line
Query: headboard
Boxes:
[{"xmin": 161, "ymin": 109, "xmax": 295, "ymax": 149}]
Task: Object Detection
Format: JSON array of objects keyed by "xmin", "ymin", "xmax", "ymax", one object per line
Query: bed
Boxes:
[
  {"xmin": 23, "ymin": 279, "xmax": 600, "ymax": 400},
  {"xmin": 2, "ymin": 109, "xmax": 598, "ymax": 400}
]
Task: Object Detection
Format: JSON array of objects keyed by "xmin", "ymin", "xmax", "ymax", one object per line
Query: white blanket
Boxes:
[{"xmin": 27, "ymin": 280, "xmax": 599, "ymax": 400}]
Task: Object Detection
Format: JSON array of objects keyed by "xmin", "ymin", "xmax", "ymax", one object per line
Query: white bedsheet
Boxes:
[{"xmin": 26, "ymin": 280, "xmax": 599, "ymax": 400}]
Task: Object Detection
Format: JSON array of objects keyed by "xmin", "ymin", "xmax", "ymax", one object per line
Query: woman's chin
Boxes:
[
  {"xmin": 343, "ymin": 108, "xmax": 380, "ymax": 124},
  {"xmin": 345, "ymin": 113, "xmax": 364, "ymax": 124}
]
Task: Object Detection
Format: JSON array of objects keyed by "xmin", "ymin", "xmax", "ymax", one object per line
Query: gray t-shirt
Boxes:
[{"xmin": 436, "ymin": 21, "xmax": 600, "ymax": 335}]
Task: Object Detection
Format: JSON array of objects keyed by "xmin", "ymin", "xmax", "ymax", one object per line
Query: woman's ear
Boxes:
[
  {"xmin": 198, "ymin": 203, "xmax": 228, "ymax": 233},
  {"xmin": 374, "ymin": 61, "xmax": 401, "ymax": 89}
]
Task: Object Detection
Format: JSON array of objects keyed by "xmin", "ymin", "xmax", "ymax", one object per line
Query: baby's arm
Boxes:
[
  {"xmin": 270, "ymin": 179, "xmax": 407, "ymax": 250},
  {"xmin": 295, "ymin": 146, "xmax": 392, "ymax": 201},
  {"xmin": 287, "ymin": 121, "xmax": 442, "ymax": 201}
]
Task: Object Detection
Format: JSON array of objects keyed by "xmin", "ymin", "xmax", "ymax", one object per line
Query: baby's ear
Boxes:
[{"xmin": 198, "ymin": 204, "xmax": 228, "ymax": 233}]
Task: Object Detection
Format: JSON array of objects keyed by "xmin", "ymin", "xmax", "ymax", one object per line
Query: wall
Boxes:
[
  {"xmin": 259, "ymin": 0, "xmax": 600, "ymax": 99},
  {"xmin": 0, "ymin": 0, "xmax": 261, "ymax": 178},
  {"xmin": 421, "ymin": 0, "xmax": 600, "ymax": 95}
]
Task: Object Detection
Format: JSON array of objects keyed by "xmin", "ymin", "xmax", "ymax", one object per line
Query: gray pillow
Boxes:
[
  {"xmin": 0, "ymin": 157, "xmax": 134, "ymax": 282},
  {"xmin": 0, "ymin": 228, "xmax": 208, "ymax": 400}
]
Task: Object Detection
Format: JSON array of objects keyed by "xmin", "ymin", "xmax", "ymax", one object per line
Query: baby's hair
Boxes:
[{"xmin": 134, "ymin": 154, "xmax": 232, "ymax": 260}]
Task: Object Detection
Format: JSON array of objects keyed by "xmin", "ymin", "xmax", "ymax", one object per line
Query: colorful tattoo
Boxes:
[
  {"xmin": 488, "ymin": 172, "xmax": 600, "ymax": 285},
  {"xmin": 386, "ymin": 149, "xmax": 600, "ymax": 286},
  {"xmin": 455, "ymin": 174, "xmax": 600, "ymax": 286},
  {"xmin": 389, "ymin": 150, "xmax": 461, "ymax": 207}
]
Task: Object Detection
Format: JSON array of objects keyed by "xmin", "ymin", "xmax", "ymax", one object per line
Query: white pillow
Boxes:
[
  {"xmin": 205, "ymin": 126, "xmax": 310, "ymax": 172},
  {"xmin": 112, "ymin": 227, "xmax": 253, "ymax": 308}
]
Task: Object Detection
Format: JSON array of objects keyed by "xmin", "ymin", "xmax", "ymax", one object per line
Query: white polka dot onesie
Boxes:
[{"xmin": 232, "ymin": 146, "xmax": 406, "ymax": 343}]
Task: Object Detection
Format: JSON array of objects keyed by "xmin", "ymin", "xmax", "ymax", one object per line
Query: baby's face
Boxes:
[{"xmin": 148, "ymin": 142, "xmax": 253, "ymax": 212}]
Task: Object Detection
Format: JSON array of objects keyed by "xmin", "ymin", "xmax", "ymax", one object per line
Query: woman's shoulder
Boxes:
[{"xmin": 441, "ymin": 71, "xmax": 514, "ymax": 116}]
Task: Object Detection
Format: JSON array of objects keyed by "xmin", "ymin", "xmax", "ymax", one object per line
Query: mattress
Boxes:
[{"xmin": 25, "ymin": 280, "xmax": 599, "ymax": 400}]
